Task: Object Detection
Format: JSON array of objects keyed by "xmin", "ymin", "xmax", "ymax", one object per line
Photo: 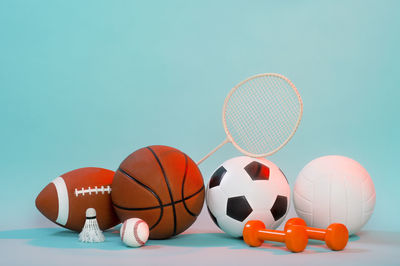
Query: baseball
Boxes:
[{"xmin": 120, "ymin": 218, "xmax": 149, "ymax": 247}]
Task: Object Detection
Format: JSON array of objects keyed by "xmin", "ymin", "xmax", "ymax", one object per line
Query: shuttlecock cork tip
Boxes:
[{"xmin": 86, "ymin": 208, "xmax": 96, "ymax": 218}]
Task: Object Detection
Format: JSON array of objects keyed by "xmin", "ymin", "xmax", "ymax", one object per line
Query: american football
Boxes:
[{"xmin": 35, "ymin": 167, "xmax": 120, "ymax": 232}]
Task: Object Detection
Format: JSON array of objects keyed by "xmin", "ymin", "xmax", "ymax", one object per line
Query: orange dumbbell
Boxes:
[
  {"xmin": 243, "ymin": 220, "xmax": 308, "ymax": 253},
  {"xmin": 284, "ymin": 218, "xmax": 348, "ymax": 251}
]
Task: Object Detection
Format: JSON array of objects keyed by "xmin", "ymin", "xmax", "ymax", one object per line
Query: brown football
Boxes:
[{"xmin": 35, "ymin": 167, "xmax": 120, "ymax": 232}]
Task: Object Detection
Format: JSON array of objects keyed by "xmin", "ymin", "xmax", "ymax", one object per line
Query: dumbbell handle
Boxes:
[
  {"xmin": 304, "ymin": 227, "xmax": 326, "ymax": 240},
  {"xmin": 256, "ymin": 228, "xmax": 286, "ymax": 243},
  {"xmin": 284, "ymin": 218, "xmax": 349, "ymax": 251},
  {"xmin": 284, "ymin": 218, "xmax": 334, "ymax": 240}
]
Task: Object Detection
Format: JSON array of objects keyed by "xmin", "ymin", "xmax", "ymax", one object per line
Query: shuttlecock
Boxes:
[{"xmin": 79, "ymin": 208, "xmax": 105, "ymax": 243}]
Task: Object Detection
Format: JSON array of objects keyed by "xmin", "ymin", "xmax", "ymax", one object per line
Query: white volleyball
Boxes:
[
  {"xmin": 293, "ymin": 155, "xmax": 376, "ymax": 235},
  {"xmin": 120, "ymin": 218, "xmax": 149, "ymax": 247}
]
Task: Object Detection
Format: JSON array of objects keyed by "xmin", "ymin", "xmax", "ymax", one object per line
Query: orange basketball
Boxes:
[{"xmin": 111, "ymin": 145, "xmax": 205, "ymax": 239}]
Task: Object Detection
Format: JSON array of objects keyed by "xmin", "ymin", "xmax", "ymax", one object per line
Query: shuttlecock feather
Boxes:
[{"xmin": 79, "ymin": 208, "xmax": 105, "ymax": 243}]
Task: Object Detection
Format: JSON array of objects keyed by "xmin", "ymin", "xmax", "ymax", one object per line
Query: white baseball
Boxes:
[{"xmin": 120, "ymin": 218, "xmax": 149, "ymax": 247}]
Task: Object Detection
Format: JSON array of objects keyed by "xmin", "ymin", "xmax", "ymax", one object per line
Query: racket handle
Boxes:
[{"xmin": 197, "ymin": 138, "xmax": 230, "ymax": 165}]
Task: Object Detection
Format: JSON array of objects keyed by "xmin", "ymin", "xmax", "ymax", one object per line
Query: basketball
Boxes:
[{"xmin": 111, "ymin": 145, "xmax": 205, "ymax": 239}]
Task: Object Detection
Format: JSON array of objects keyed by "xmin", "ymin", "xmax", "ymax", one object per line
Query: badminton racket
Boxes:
[{"xmin": 197, "ymin": 73, "xmax": 303, "ymax": 165}]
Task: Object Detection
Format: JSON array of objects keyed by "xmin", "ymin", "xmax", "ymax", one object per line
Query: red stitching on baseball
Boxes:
[{"xmin": 133, "ymin": 220, "xmax": 145, "ymax": 246}]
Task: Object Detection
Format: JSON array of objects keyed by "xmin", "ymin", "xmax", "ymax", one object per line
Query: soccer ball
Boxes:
[
  {"xmin": 206, "ymin": 156, "xmax": 290, "ymax": 237},
  {"xmin": 293, "ymin": 155, "xmax": 376, "ymax": 235}
]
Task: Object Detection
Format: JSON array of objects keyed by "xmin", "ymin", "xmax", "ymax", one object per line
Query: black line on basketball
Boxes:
[
  {"xmin": 112, "ymin": 185, "xmax": 205, "ymax": 211},
  {"xmin": 146, "ymin": 146, "xmax": 177, "ymax": 237},
  {"xmin": 116, "ymin": 167, "xmax": 164, "ymax": 231},
  {"xmin": 113, "ymin": 203, "xmax": 160, "ymax": 211},
  {"xmin": 181, "ymin": 154, "xmax": 196, "ymax": 216}
]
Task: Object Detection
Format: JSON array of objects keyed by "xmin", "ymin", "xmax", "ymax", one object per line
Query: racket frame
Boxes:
[{"xmin": 197, "ymin": 73, "xmax": 303, "ymax": 164}]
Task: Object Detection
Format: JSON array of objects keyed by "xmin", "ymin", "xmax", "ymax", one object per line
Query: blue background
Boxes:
[{"xmin": 0, "ymin": 0, "xmax": 399, "ymax": 232}]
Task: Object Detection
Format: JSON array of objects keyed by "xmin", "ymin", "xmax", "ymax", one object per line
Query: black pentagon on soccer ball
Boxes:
[
  {"xmin": 226, "ymin": 196, "xmax": 253, "ymax": 222},
  {"xmin": 209, "ymin": 166, "xmax": 227, "ymax": 188},
  {"xmin": 244, "ymin": 161, "xmax": 270, "ymax": 181},
  {"xmin": 270, "ymin": 195, "xmax": 288, "ymax": 221}
]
